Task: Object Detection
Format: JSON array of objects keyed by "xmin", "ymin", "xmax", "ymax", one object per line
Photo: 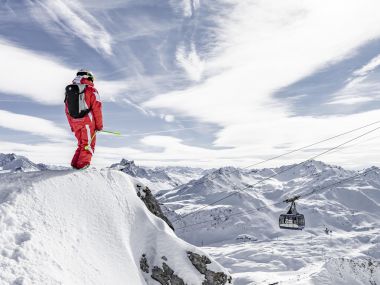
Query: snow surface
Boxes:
[
  {"xmin": 159, "ymin": 160, "xmax": 380, "ymax": 284},
  {"xmin": 2, "ymin": 153, "xmax": 379, "ymax": 284},
  {"xmin": 111, "ymin": 159, "xmax": 206, "ymax": 193},
  {"xmin": 0, "ymin": 168, "xmax": 228, "ymax": 284}
]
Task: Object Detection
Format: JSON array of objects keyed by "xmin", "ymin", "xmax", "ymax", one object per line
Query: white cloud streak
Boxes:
[
  {"xmin": 353, "ymin": 54, "xmax": 380, "ymax": 77},
  {"xmin": 329, "ymin": 53, "xmax": 380, "ymax": 105},
  {"xmin": 28, "ymin": 0, "xmax": 113, "ymax": 55},
  {"xmin": 122, "ymin": 98, "xmax": 154, "ymax": 116},
  {"xmin": 176, "ymin": 43, "xmax": 205, "ymax": 81},
  {"xmin": 143, "ymin": 0, "xmax": 380, "ymax": 167},
  {"xmin": 0, "ymin": 39, "xmax": 128, "ymax": 105},
  {"xmin": 0, "ymin": 110, "xmax": 70, "ymax": 141},
  {"xmin": 169, "ymin": 0, "xmax": 200, "ymax": 17}
]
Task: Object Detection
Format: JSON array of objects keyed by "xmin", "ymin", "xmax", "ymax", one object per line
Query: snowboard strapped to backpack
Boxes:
[{"xmin": 65, "ymin": 84, "xmax": 90, "ymax": 118}]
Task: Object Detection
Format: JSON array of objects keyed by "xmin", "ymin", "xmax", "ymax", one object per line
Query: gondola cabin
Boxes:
[{"xmin": 279, "ymin": 196, "xmax": 305, "ymax": 230}]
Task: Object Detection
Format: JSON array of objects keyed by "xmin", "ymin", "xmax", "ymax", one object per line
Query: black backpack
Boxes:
[{"xmin": 64, "ymin": 84, "xmax": 90, "ymax": 118}]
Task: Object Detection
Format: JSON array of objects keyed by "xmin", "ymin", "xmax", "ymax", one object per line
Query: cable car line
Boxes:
[
  {"xmin": 243, "ymin": 120, "xmax": 380, "ymax": 169},
  {"xmin": 168, "ymin": 120, "xmax": 380, "ymax": 221},
  {"xmin": 177, "ymin": 168, "xmax": 374, "ymax": 230},
  {"xmin": 174, "ymin": 126, "xmax": 380, "ymax": 223}
]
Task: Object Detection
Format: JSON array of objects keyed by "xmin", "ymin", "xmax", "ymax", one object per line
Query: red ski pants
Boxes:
[{"xmin": 71, "ymin": 124, "xmax": 96, "ymax": 169}]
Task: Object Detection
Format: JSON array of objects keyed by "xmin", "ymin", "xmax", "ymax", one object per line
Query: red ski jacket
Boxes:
[{"xmin": 65, "ymin": 77, "xmax": 103, "ymax": 132}]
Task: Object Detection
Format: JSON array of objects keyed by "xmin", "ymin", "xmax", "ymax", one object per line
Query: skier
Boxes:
[{"xmin": 64, "ymin": 69, "xmax": 103, "ymax": 169}]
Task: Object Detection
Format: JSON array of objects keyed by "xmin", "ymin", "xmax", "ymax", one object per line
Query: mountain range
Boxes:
[{"xmin": 1, "ymin": 153, "xmax": 379, "ymax": 284}]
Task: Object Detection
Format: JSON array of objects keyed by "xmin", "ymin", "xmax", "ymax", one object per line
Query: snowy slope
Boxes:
[
  {"xmin": 0, "ymin": 169, "xmax": 230, "ymax": 285},
  {"xmin": 111, "ymin": 159, "xmax": 206, "ymax": 193},
  {"xmin": 159, "ymin": 160, "xmax": 380, "ymax": 284},
  {"xmin": 162, "ymin": 160, "xmax": 380, "ymax": 243},
  {"xmin": 312, "ymin": 258, "xmax": 380, "ymax": 285}
]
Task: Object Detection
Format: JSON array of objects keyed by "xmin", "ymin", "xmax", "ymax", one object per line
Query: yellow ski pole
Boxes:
[
  {"xmin": 98, "ymin": 130, "xmax": 122, "ymax": 136},
  {"xmin": 84, "ymin": 129, "xmax": 121, "ymax": 151},
  {"xmin": 84, "ymin": 131, "xmax": 98, "ymax": 151}
]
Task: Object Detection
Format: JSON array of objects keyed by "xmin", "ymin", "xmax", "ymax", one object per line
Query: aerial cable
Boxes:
[
  {"xmin": 167, "ymin": 120, "xmax": 380, "ymax": 220},
  {"xmin": 242, "ymin": 120, "xmax": 380, "ymax": 169},
  {"xmin": 177, "ymin": 168, "xmax": 374, "ymax": 230},
  {"xmin": 174, "ymin": 126, "xmax": 380, "ymax": 222}
]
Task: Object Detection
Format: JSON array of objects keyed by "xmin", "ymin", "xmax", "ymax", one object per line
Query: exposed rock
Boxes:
[
  {"xmin": 136, "ymin": 184, "xmax": 174, "ymax": 231},
  {"xmin": 203, "ymin": 271, "xmax": 231, "ymax": 285},
  {"xmin": 187, "ymin": 251, "xmax": 211, "ymax": 274},
  {"xmin": 141, "ymin": 252, "xmax": 231, "ymax": 285},
  {"xmin": 151, "ymin": 262, "xmax": 185, "ymax": 285},
  {"xmin": 140, "ymin": 254, "xmax": 149, "ymax": 273},
  {"xmin": 187, "ymin": 251, "xmax": 232, "ymax": 285}
]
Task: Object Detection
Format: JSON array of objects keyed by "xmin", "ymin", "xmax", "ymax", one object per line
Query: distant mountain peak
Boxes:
[
  {"xmin": 110, "ymin": 159, "xmax": 206, "ymax": 193},
  {"xmin": 0, "ymin": 153, "xmax": 42, "ymax": 172}
]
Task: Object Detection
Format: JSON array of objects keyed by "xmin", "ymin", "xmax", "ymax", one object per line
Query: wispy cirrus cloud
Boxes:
[
  {"xmin": 143, "ymin": 0, "xmax": 380, "ymax": 168},
  {"xmin": 328, "ymin": 53, "xmax": 380, "ymax": 105},
  {"xmin": 353, "ymin": 54, "xmax": 380, "ymax": 77},
  {"xmin": 176, "ymin": 43, "xmax": 205, "ymax": 81},
  {"xmin": 28, "ymin": 0, "xmax": 113, "ymax": 55},
  {"xmin": 169, "ymin": 0, "xmax": 200, "ymax": 17}
]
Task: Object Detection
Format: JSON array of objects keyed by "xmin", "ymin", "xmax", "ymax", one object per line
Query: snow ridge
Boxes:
[{"xmin": 0, "ymin": 169, "xmax": 230, "ymax": 284}]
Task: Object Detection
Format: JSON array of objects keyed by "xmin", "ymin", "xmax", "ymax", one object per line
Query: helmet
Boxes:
[{"xmin": 76, "ymin": 69, "xmax": 95, "ymax": 82}]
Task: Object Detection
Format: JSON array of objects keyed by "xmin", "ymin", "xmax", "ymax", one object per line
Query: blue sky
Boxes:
[{"xmin": 1, "ymin": 0, "xmax": 380, "ymax": 168}]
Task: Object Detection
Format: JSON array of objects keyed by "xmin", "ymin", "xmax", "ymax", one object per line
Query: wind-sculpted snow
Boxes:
[
  {"xmin": 0, "ymin": 169, "xmax": 230, "ymax": 284},
  {"xmin": 312, "ymin": 258, "xmax": 380, "ymax": 284},
  {"xmin": 160, "ymin": 160, "xmax": 380, "ymax": 284}
]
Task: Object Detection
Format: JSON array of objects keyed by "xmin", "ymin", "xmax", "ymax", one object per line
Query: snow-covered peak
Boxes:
[
  {"xmin": 0, "ymin": 169, "xmax": 231, "ymax": 284},
  {"xmin": 110, "ymin": 159, "xmax": 205, "ymax": 193},
  {"xmin": 111, "ymin": 159, "xmax": 148, "ymax": 176},
  {"xmin": 170, "ymin": 166, "xmax": 246, "ymax": 197},
  {"xmin": 258, "ymin": 159, "xmax": 352, "ymax": 182},
  {"xmin": 0, "ymin": 153, "xmax": 68, "ymax": 173},
  {"xmin": 160, "ymin": 160, "xmax": 380, "ymax": 246},
  {"xmin": 0, "ymin": 153, "xmax": 42, "ymax": 173},
  {"xmin": 166, "ymin": 160, "xmax": 348, "ymax": 199}
]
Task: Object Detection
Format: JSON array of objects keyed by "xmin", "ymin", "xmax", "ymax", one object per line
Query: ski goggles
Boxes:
[{"xmin": 77, "ymin": 71, "xmax": 95, "ymax": 82}]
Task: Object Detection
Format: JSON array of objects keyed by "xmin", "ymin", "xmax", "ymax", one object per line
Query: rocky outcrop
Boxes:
[
  {"xmin": 187, "ymin": 252, "xmax": 232, "ymax": 285},
  {"xmin": 151, "ymin": 262, "xmax": 185, "ymax": 285},
  {"xmin": 136, "ymin": 184, "xmax": 174, "ymax": 231},
  {"xmin": 140, "ymin": 254, "xmax": 149, "ymax": 273},
  {"xmin": 140, "ymin": 252, "xmax": 232, "ymax": 285}
]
